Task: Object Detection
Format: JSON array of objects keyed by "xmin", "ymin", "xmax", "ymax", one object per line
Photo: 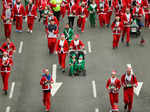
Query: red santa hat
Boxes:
[
  {"xmin": 60, "ymin": 33, "xmax": 65, "ymax": 37},
  {"xmin": 136, "ymin": 2, "xmax": 140, "ymax": 6},
  {"xmin": 112, "ymin": 105, "xmax": 119, "ymax": 112},
  {"xmin": 111, "ymin": 70, "xmax": 116, "ymax": 75},
  {"xmin": 75, "ymin": 34, "xmax": 79, "ymax": 38}
]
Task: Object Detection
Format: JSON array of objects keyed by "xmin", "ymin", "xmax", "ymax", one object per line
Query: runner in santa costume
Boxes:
[
  {"xmin": 111, "ymin": 16, "xmax": 123, "ymax": 49},
  {"xmin": 97, "ymin": 0, "xmax": 108, "ymax": 27},
  {"xmin": 25, "ymin": 0, "xmax": 37, "ymax": 33},
  {"xmin": 1, "ymin": 38, "xmax": 16, "ymax": 58},
  {"xmin": 66, "ymin": 1, "xmax": 77, "ymax": 28},
  {"xmin": 40, "ymin": 69, "xmax": 54, "ymax": 112},
  {"xmin": 121, "ymin": 66, "xmax": 138, "ymax": 112},
  {"xmin": 60, "ymin": 0, "xmax": 67, "ymax": 19},
  {"xmin": 63, "ymin": 23, "xmax": 74, "ymax": 44},
  {"xmin": 1, "ymin": 5, "xmax": 14, "ymax": 39},
  {"xmin": 2, "ymin": 0, "xmax": 13, "ymax": 9},
  {"xmin": 106, "ymin": 70, "xmax": 121, "ymax": 110},
  {"xmin": 0, "ymin": 52, "xmax": 13, "ymax": 95},
  {"xmin": 132, "ymin": 2, "xmax": 144, "ymax": 31},
  {"xmin": 76, "ymin": 2, "xmax": 89, "ymax": 32},
  {"xmin": 70, "ymin": 34, "xmax": 85, "ymax": 50},
  {"xmin": 143, "ymin": 4, "xmax": 149, "ymax": 27},
  {"xmin": 106, "ymin": 0, "xmax": 113, "ymax": 27},
  {"xmin": 121, "ymin": 8, "xmax": 132, "ymax": 46},
  {"xmin": 38, "ymin": 0, "xmax": 48, "ymax": 22},
  {"xmin": 56, "ymin": 33, "xmax": 69, "ymax": 72},
  {"xmin": 88, "ymin": 0, "xmax": 97, "ymax": 28},
  {"xmin": 13, "ymin": 0, "xmax": 25, "ymax": 32},
  {"xmin": 47, "ymin": 19, "xmax": 59, "ymax": 54}
]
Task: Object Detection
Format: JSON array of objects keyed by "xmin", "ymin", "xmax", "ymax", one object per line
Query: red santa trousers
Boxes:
[
  {"xmin": 27, "ymin": 16, "xmax": 35, "ymax": 30},
  {"xmin": 60, "ymin": 7, "xmax": 66, "ymax": 18},
  {"xmin": 149, "ymin": 14, "xmax": 150, "ymax": 27},
  {"xmin": 4, "ymin": 24, "xmax": 12, "ymax": 38},
  {"xmin": 77, "ymin": 17, "xmax": 86, "ymax": 32},
  {"xmin": 123, "ymin": 88, "xmax": 134, "ymax": 111},
  {"xmin": 1, "ymin": 72, "xmax": 10, "ymax": 91},
  {"xmin": 98, "ymin": 13, "xmax": 106, "ymax": 27},
  {"xmin": 43, "ymin": 92, "xmax": 51, "ymax": 111},
  {"xmin": 106, "ymin": 11, "xmax": 112, "ymax": 25},
  {"xmin": 58, "ymin": 53, "xmax": 66, "ymax": 69},
  {"xmin": 145, "ymin": 14, "xmax": 149, "ymax": 27},
  {"xmin": 109, "ymin": 93, "xmax": 119, "ymax": 107},
  {"xmin": 48, "ymin": 38, "xmax": 57, "ymax": 54},
  {"xmin": 113, "ymin": 35, "xmax": 120, "ymax": 48},
  {"xmin": 122, "ymin": 27, "xmax": 130, "ymax": 43},
  {"xmin": 15, "ymin": 16, "xmax": 23, "ymax": 30}
]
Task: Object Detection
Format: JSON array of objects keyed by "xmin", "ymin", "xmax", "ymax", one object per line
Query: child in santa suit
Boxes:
[
  {"xmin": 111, "ymin": 16, "xmax": 123, "ymax": 49},
  {"xmin": 77, "ymin": 55, "xmax": 85, "ymax": 72},
  {"xmin": 106, "ymin": 70, "xmax": 121, "ymax": 111},
  {"xmin": 1, "ymin": 5, "xmax": 14, "ymax": 39},
  {"xmin": 121, "ymin": 66, "xmax": 138, "ymax": 112},
  {"xmin": 69, "ymin": 53, "xmax": 78, "ymax": 76}
]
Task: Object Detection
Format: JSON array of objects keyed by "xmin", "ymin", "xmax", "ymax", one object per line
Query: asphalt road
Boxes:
[{"xmin": 0, "ymin": 4, "xmax": 150, "ymax": 112}]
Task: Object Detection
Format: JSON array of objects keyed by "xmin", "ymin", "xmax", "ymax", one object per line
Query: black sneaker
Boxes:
[
  {"xmin": 121, "ymin": 37, "xmax": 124, "ymax": 43},
  {"xmin": 126, "ymin": 42, "xmax": 129, "ymax": 47},
  {"xmin": 4, "ymin": 91, "xmax": 7, "ymax": 95},
  {"xmin": 62, "ymin": 69, "xmax": 65, "ymax": 73},
  {"xmin": 124, "ymin": 104, "xmax": 128, "ymax": 110}
]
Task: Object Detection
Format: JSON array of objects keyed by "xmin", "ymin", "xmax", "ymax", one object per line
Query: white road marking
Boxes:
[
  {"xmin": 52, "ymin": 64, "xmax": 57, "ymax": 83},
  {"xmin": 51, "ymin": 64, "xmax": 63, "ymax": 96},
  {"xmin": 9, "ymin": 82, "xmax": 15, "ymax": 99},
  {"xmin": 95, "ymin": 108, "xmax": 99, "ymax": 112},
  {"xmin": 88, "ymin": 41, "xmax": 92, "ymax": 53},
  {"xmin": 6, "ymin": 106, "xmax": 11, "ymax": 112},
  {"xmin": 126, "ymin": 64, "xmax": 143, "ymax": 96},
  {"xmin": 18, "ymin": 41, "xmax": 23, "ymax": 54},
  {"xmin": 92, "ymin": 80, "xmax": 97, "ymax": 98}
]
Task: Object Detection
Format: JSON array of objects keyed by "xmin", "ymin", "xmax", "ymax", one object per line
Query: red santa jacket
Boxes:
[
  {"xmin": 13, "ymin": 3, "xmax": 25, "ymax": 17},
  {"xmin": 132, "ymin": 7, "xmax": 143, "ymax": 17},
  {"xmin": 1, "ymin": 42, "xmax": 16, "ymax": 57},
  {"xmin": 121, "ymin": 73, "xmax": 138, "ymax": 88},
  {"xmin": 111, "ymin": 21, "xmax": 123, "ymax": 35},
  {"xmin": 76, "ymin": 6, "xmax": 89, "ymax": 18},
  {"xmin": 97, "ymin": 0, "xmax": 109, "ymax": 14},
  {"xmin": 106, "ymin": 77, "xmax": 121, "ymax": 93},
  {"xmin": 0, "ymin": 56, "xmax": 13, "ymax": 72},
  {"xmin": 40, "ymin": 74, "xmax": 53, "ymax": 91},
  {"xmin": 66, "ymin": 3, "xmax": 77, "ymax": 16},
  {"xmin": 38, "ymin": 0, "xmax": 48, "ymax": 10},
  {"xmin": 122, "ymin": 13, "xmax": 132, "ymax": 27},
  {"xmin": 70, "ymin": 39, "xmax": 85, "ymax": 50},
  {"xmin": 1, "ymin": 8, "xmax": 14, "ymax": 24},
  {"xmin": 56, "ymin": 39, "xmax": 69, "ymax": 53},
  {"xmin": 25, "ymin": 4, "xmax": 37, "ymax": 17}
]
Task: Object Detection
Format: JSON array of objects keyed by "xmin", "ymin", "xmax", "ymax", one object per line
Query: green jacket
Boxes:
[
  {"xmin": 63, "ymin": 28, "xmax": 74, "ymax": 42},
  {"xmin": 88, "ymin": 4, "xmax": 97, "ymax": 14}
]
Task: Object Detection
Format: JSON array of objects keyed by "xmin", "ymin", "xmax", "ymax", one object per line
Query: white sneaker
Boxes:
[
  {"xmin": 30, "ymin": 30, "xmax": 32, "ymax": 33},
  {"xmin": 27, "ymin": 29, "xmax": 30, "ymax": 32}
]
